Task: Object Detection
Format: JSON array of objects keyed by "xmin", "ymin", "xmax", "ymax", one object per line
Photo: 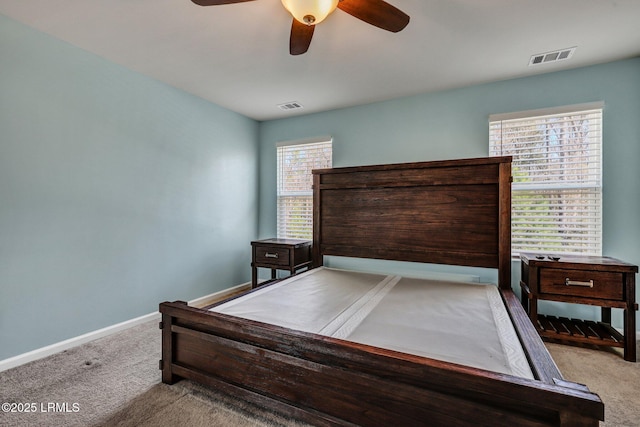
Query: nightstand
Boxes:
[
  {"xmin": 251, "ymin": 238, "xmax": 312, "ymax": 289},
  {"xmin": 520, "ymin": 253, "xmax": 638, "ymax": 362}
]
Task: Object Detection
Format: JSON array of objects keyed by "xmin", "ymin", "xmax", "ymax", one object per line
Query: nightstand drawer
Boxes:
[
  {"xmin": 539, "ymin": 268, "xmax": 623, "ymax": 300},
  {"xmin": 254, "ymin": 246, "xmax": 290, "ymax": 266},
  {"xmin": 251, "ymin": 238, "xmax": 312, "ymax": 289},
  {"xmin": 521, "ymin": 253, "xmax": 637, "ymax": 361}
]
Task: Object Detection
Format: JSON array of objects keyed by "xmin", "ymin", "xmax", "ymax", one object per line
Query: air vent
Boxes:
[
  {"xmin": 529, "ymin": 47, "xmax": 576, "ymax": 66},
  {"xmin": 278, "ymin": 101, "xmax": 304, "ymax": 111}
]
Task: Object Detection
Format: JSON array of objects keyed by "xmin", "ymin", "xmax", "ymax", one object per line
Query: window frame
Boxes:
[
  {"xmin": 276, "ymin": 136, "xmax": 333, "ymax": 240},
  {"xmin": 489, "ymin": 102, "xmax": 603, "ymax": 257}
]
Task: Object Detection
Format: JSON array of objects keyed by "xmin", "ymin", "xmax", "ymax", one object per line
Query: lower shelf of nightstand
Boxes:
[{"xmin": 536, "ymin": 315, "xmax": 624, "ymax": 348}]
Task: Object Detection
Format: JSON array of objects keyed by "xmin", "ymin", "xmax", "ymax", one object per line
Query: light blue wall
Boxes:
[
  {"xmin": 0, "ymin": 15, "xmax": 259, "ymax": 360},
  {"xmin": 2, "ymin": 10, "xmax": 638, "ymax": 361},
  {"xmin": 259, "ymin": 58, "xmax": 640, "ymax": 328}
]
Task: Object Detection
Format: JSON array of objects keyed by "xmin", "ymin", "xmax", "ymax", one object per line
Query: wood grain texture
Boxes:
[
  {"xmin": 160, "ymin": 157, "xmax": 604, "ymax": 426},
  {"xmin": 313, "ymin": 157, "xmax": 508, "ymax": 286},
  {"xmin": 160, "ymin": 300, "xmax": 603, "ymax": 426},
  {"xmin": 521, "ymin": 253, "xmax": 637, "ymax": 362}
]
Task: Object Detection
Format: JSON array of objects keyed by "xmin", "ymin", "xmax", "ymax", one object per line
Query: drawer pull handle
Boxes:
[
  {"xmin": 265, "ymin": 252, "xmax": 279, "ymax": 259},
  {"xmin": 565, "ymin": 278, "xmax": 594, "ymax": 288}
]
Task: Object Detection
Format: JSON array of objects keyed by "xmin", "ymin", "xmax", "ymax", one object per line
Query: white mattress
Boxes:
[{"xmin": 211, "ymin": 267, "xmax": 534, "ymax": 379}]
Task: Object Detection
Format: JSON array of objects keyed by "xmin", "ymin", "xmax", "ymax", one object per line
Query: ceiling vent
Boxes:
[
  {"xmin": 529, "ymin": 47, "xmax": 576, "ymax": 66},
  {"xmin": 278, "ymin": 101, "xmax": 304, "ymax": 111}
]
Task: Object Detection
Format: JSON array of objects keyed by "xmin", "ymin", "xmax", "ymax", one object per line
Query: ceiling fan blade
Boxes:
[
  {"xmin": 191, "ymin": 0, "xmax": 256, "ymax": 6},
  {"xmin": 337, "ymin": 0, "xmax": 409, "ymax": 32},
  {"xmin": 290, "ymin": 19, "xmax": 315, "ymax": 55}
]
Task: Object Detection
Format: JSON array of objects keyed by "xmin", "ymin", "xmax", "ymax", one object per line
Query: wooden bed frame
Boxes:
[{"xmin": 160, "ymin": 157, "xmax": 604, "ymax": 426}]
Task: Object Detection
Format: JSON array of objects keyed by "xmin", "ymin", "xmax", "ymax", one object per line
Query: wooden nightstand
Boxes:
[
  {"xmin": 520, "ymin": 253, "xmax": 638, "ymax": 362},
  {"xmin": 251, "ymin": 238, "xmax": 312, "ymax": 289}
]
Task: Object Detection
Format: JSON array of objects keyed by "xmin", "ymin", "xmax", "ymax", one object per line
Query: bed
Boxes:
[{"xmin": 159, "ymin": 156, "xmax": 604, "ymax": 426}]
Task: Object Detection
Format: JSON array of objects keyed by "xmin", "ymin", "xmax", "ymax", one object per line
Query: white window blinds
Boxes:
[
  {"xmin": 489, "ymin": 104, "xmax": 603, "ymax": 256},
  {"xmin": 277, "ymin": 138, "xmax": 332, "ymax": 239}
]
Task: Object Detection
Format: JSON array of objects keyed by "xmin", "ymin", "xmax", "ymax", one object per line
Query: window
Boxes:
[
  {"xmin": 489, "ymin": 103, "xmax": 603, "ymax": 256},
  {"xmin": 277, "ymin": 137, "xmax": 332, "ymax": 239}
]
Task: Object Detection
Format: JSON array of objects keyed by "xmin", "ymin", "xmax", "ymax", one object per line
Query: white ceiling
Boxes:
[{"xmin": 1, "ymin": 0, "xmax": 639, "ymax": 121}]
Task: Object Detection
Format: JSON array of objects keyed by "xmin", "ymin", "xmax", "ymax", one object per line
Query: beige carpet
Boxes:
[
  {"xmin": 94, "ymin": 381, "xmax": 312, "ymax": 427},
  {"xmin": 546, "ymin": 340, "xmax": 640, "ymax": 427},
  {"xmin": 0, "ymin": 319, "xmax": 638, "ymax": 426},
  {"xmin": 0, "ymin": 321, "xmax": 311, "ymax": 427}
]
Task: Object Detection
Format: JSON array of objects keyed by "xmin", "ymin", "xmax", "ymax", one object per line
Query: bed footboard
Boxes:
[{"xmin": 159, "ymin": 301, "xmax": 603, "ymax": 427}]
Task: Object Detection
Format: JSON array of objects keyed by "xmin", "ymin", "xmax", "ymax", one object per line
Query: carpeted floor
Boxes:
[
  {"xmin": 0, "ymin": 319, "xmax": 638, "ymax": 426},
  {"xmin": 0, "ymin": 321, "xmax": 310, "ymax": 427},
  {"xmin": 545, "ymin": 340, "xmax": 640, "ymax": 427}
]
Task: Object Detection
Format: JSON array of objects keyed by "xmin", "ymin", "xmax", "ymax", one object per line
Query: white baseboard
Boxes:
[
  {"xmin": 0, "ymin": 312, "xmax": 160, "ymax": 373},
  {"xmin": 0, "ymin": 282, "xmax": 251, "ymax": 373}
]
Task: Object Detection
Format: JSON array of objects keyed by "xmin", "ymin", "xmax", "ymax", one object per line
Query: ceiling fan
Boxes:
[{"xmin": 191, "ymin": 0, "xmax": 410, "ymax": 55}]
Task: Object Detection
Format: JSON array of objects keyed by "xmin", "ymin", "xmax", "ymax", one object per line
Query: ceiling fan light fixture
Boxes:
[{"xmin": 281, "ymin": 0, "xmax": 339, "ymax": 26}]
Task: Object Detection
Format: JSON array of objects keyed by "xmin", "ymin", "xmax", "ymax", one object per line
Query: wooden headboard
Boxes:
[{"xmin": 312, "ymin": 156, "xmax": 513, "ymax": 289}]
